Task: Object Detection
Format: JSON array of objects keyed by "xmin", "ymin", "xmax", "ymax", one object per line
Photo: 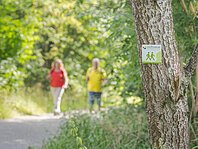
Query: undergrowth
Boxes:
[{"xmin": 42, "ymin": 105, "xmax": 150, "ymax": 149}]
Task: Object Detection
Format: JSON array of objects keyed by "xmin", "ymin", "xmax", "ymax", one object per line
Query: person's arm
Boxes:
[
  {"xmin": 101, "ymin": 69, "xmax": 107, "ymax": 86},
  {"xmin": 63, "ymin": 71, "xmax": 69, "ymax": 88},
  {"xmin": 86, "ymin": 76, "xmax": 89, "ymax": 82},
  {"xmin": 102, "ymin": 78, "xmax": 108, "ymax": 86},
  {"xmin": 86, "ymin": 68, "xmax": 91, "ymax": 83}
]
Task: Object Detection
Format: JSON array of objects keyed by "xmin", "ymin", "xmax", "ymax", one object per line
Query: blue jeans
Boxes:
[{"xmin": 88, "ymin": 92, "xmax": 102, "ymax": 107}]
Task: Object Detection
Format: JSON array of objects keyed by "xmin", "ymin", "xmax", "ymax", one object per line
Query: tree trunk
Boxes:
[
  {"xmin": 195, "ymin": 65, "xmax": 198, "ymax": 116},
  {"xmin": 196, "ymin": 65, "xmax": 198, "ymax": 96},
  {"xmin": 130, "ymin": 0, "xmax": 189, "ymax": 148}
]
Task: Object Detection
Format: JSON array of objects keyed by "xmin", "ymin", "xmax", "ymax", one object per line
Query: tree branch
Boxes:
[{"xmin": 184, "ymin": 44, "xmax": 198, "ymax": 79}]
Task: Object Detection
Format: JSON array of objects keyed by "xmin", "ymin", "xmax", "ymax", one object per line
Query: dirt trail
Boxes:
[{"xmin": 0, "ymin": 114, "xmax": 65, "ymax": 149}]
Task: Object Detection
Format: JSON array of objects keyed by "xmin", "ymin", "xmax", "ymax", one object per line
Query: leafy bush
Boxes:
[
  {"xmin": 42, "ymin": 105, "xmax": 149, "ymax": 149},
  {"xmin": 0, "ymin": 59, "xmax": 25, "ymax": 89}
]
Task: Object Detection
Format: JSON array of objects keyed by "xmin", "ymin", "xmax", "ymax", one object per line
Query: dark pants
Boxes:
[{"xmin": 88, "ymin": 92, "xmax": 102, "ymax": 108}]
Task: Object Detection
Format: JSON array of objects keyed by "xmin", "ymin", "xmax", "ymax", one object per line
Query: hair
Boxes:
[
  {"xmin": 92, "ymin": 58, "xmax": 100, "ymax": 69},
  {"xmin": 51, "ymin": 59, "xmax": 66, "ymax": 73},
  {"xmin": 48, "ymin": 59, "xmax": 68, "ymax": 83},
  {"xmin": 92, "ymin": 58, "xmax": 100, "ymax": 63}
]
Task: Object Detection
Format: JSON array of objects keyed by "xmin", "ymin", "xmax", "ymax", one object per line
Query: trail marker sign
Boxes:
[{"xmin": 142, "ymin": 45, "xmax": 162, "ymax": 64}]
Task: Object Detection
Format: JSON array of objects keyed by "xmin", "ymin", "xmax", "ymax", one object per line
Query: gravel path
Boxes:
[{"xmin": 0, "ymin": 114, "xmax": 66, "ymax": 149}]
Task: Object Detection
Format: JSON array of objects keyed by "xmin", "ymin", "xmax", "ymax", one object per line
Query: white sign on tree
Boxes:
[{"xmin": 142, "ymin": 45, "xmax": 162, "ymax": 64}]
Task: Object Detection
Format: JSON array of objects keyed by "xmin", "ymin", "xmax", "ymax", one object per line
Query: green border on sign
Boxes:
[{"xmin": 142, "ymin": 45, "xmax": 162, "ymax": 64}]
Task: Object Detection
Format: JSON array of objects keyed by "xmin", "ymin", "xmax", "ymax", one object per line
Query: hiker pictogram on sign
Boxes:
[{"xmin": 142, "ymin": 45, "xmax": 162, "ymax": 64}]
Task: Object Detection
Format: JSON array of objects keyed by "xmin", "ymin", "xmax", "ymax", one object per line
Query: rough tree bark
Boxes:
[
  {"xmin": 197, "ymin": 65, "xmax": 198, "ymax": 96},
  {"xmin": 194, "ymin": 65, "xmax": 198, "ymax": 117},
  {"xmin": 130, "ymin": 0, "xmax": 198, "ymax": 148}
]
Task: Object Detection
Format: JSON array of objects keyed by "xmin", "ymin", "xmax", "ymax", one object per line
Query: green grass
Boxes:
[
  {"xmin": 0, "ymin": 88, "xmax": 53, "ymax": 119},
  {"xmin": 60, "ymin": 87, "xmax": 88, "ymax": 112},
  {"xmin": 42, "ymin": 105, "xmax": 150, "ymax": 149},
  {"xmin": 0, "ymin": 81, "xmax": 144, "ymax": 119},
  {"xmin": 0, "ymin": 86, "xmax": 89, "ymax": 119}
]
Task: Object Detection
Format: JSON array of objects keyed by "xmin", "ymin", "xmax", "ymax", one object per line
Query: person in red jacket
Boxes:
[{"xmin": 47, "ymin": 59, "xmax": 68, "ymax": 115}]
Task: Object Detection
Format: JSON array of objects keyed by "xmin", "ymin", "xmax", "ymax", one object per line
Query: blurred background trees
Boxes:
[
  {"xmin": 1, "ymin": 0, "xmax": 196, "ymax": 98},
  {"xmin": 0, "ymin": 0, "xmax": 144, "ymax": 99},
  {"xmin": 0, "ymin": 0, "xmax": 197, "ymax": 146},
  {"xmin": 0, "ymin": 0, "xmax": 197, "ymax": 113}
]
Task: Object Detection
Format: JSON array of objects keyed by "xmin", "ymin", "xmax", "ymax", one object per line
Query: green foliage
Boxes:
[
  {"xmin": 99, "ymin": 0, "xmax": 142, "ymax": 97},
  {"xmin": 0, "ymin": 0, "xmax": 197, "ymax": 147},
  {"xmin": 173, "ymin": 0, "xmax": 197, "ymax": 61},
  {"xmin": 0, "ymin": 0, "xmax": 39, "ymax": 89},
  {"xmin": 24, "ymin": 0, "xmax": 104, "ymax": 90},
  {"xmin": 18, "ymin": 0, "xmax": 142, "ymax": 100},
  {"xmin": 1, "ymin": 0, "xmax": 196, "ymax": 97},
  {"xmin": 0, "ymin": 59, "xmax": 25, "ymax": 89},
  {"xmin": 42, "ymin": 105, "xmax": 149, "ymax": 149}
]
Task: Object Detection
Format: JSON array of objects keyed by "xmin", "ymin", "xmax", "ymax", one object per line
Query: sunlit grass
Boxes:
[
  {"xmin": 0, "ymin": 98, "xmax": 13, "ymax": 119},
  {"xmin": 0, "ymin": 88, "xmax": 52, "ymax": 119},
  {"xmin": 0, "ymin": 86, "xmax": 89, "ymax": 119},
  {"xmin": 0, "ymin": 85, "xmax": 144, "ymax": 119},
  {"xmin": 61, "ymin": 87, "xmax": 88, "ymax": 112}
]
